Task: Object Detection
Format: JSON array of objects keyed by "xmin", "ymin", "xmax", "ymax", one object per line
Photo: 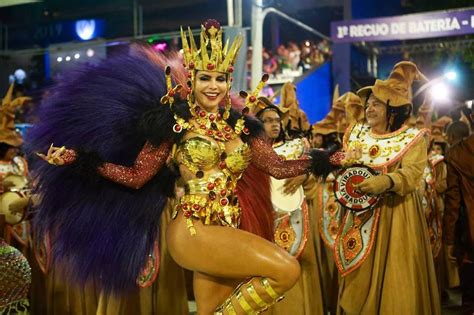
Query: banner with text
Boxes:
[{"xmin": 331, "ymin": 8, "xmax": 474, "ymax": 43}]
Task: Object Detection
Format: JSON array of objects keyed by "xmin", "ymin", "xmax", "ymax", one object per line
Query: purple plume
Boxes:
[{"xmin": 25, "ymin": 47, "xmax": 172, "ymax": 294}]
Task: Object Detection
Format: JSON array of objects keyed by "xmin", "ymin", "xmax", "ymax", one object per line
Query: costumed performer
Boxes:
[
  {"xmin": 279, "ymin": 82, "xmax": 310, "ymax": 138},
  {"xmin": 335, "ymin": 61, "xmax": 440, "ymax": 314},
  {"xmin": 253, "ymin": 96, "xmax": 324, "ymax": 315},
  {"xmin": 29, "ymin": 19, "xmax": 336, "ymax": 315},
  {"xmin": 0, "ymin": 83, "xmax": 31, "ymax": 315},
  {"xmin": 312, "ymin": 89, "xmax": 363, "ymax": 314}
]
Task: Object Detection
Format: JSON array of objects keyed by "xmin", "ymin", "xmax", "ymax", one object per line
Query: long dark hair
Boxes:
[
  {"xmin": 323, "ymin": 132, "xmax": 342, "ymax": 152},
  {"xmin": 0, "ymin": 143, "xmax": 13, "ymax": 160}
]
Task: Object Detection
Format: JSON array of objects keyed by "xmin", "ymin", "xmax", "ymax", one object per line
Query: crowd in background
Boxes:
[{"xmin": 247, "ymin": 39, "xmax": 332, "ymax": 81}]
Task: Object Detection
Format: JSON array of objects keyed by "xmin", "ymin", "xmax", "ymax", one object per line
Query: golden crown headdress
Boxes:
[
  {"xmin": 180, "ymin": 19, "xmax": 243, "ymax": 74},
  {"xmin": 170, "ymin": 19, "xmax": 243, "ymax": 122}
]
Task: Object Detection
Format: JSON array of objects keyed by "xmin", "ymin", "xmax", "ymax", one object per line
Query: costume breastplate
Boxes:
[
  {"xmin": 271, "ymin": 138, "xmax": 308, "ymax": 257},
  {"xmin": 174, "ymin": 136, "xmax": 251, "ymax": 234},
  {"xmin": 334, "ymin": 124, "xmax": 428, "ymax": 276},
  {"xmin": 272, "ymin": 138, "xmax": 306, "ymax": 160},
  {"xmin": 179, "ymin": 137, "xmax": 220, "ymax": 171},
  {"xmin": 0, "ymin": 157, "xmax": 27, "ymax": 178},
  {"xmin": 177, "ymin": 136, "xmax": 251, "ymax": 175},
  {"xmin": 343, "ymin": 123, "xmax": 428, "ymax": 172}
]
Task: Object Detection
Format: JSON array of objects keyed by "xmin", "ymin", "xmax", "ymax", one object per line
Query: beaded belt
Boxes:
[{"xmin": 175, "ymin": 194, "xmax": 241, "ymax": 235}]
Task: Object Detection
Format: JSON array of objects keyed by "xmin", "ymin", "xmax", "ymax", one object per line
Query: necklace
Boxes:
[{"xmin": 191, "ymin": 107, "xmax": 237, "ymax": 142}]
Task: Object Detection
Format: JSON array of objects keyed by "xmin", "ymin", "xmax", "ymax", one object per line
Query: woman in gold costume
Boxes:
[{"xmin": 31, "ymin": 19, "xmax": 334, "ymax": 314}]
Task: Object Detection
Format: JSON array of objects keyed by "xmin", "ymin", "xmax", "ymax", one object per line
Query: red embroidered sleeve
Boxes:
[
  {"xmin": 98, "ymin": 141, "xmax": 172, "ymax": 189},
  {"xmin": 62, "ymin": 150, "xmax": 77, "ymax": 164},
  {"xmin": 329, "ymin": 151, "xmax": 345, "ymax": 166},
  {"xmin": 249, "ymin": 137, "xmax": 311, "ymax": 179}
]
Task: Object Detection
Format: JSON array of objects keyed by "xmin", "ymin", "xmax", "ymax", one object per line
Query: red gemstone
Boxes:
[
  {"xmin": 243, "ymin": 127, "xmax": 249, "ymax": 135},
  {"xmin": 189, "ymin": 62, "xmax": 195, "ymax": 69},
  {"xmin": 207, "ymin": 130, "xmax": 213, "ymax": 136},
  {"xmin": 219, "ymin": 161, "xmax": 226, "ymax": 169},
  {"xmin": 220, "ymin": 198, "xmax": 229, "ymax": 206},
  {"xmin": 173, "ymin": 124, "xmax": 182, "ymax": 133},
  {"xmin": 216, "ymin": 131, "xmax": 223, "ymax": 137},
  {"xmin": 199, "ymin": 111, "xmax": 206, "ymax": 118},
  {"xmin": 193, "ymin": 204, "xmax": 200, "ymax": 211},
  {"xmin": 225, "ymin": 133, "xmax": 231, "ymax": 140},
  {"xmin": 209, "ymin": 191, "xmax": 217, "ymax": 200},
  {"xmin": 224, "ymin": 126, "xmax": 231, "ymax": 132},
  {"xmin": 227, "ymin": 66, "xmax": 234, "ymax": 73},
  {"xmin": 182, "ymin": 203, "xmax": 189, "ymax": 210},
  {"xmin": 220, "ymin": 189, "xmax": 227, "ymax": 197},
  {"xmin": 249, "ymin": 95, "xmax": 256, "ymax": 103},
  {"xmin": 207, "ymin": 63, "xmax": 215, "ymax": 70},
  {"xmin": 187, "ymin": 72, "xmax": 192, "ymax": 78},
  {"xmin": 209, "ymin": 114, "xmax": 215, "ymax": 121},
  {"xmin": 207, "ymin": 183, "xmax": 215, "ymax": 190},
  {"xmin": 200, "ymin": 124, "xmax": 206, "ymax": 129},
  {"xmin": 203, "ymin": 19, "xmax": 221, "ymax": 32},
  {"xmin": 168, "ymin": 89, "xmax": 175, "ymax": 97},
  {"xmin": 347, "ymin": 238, "xmax": 356, "ymax": 249},
  {"xmin": 184, "ymin": 210, "xmax": 192, "ymax": 218}
]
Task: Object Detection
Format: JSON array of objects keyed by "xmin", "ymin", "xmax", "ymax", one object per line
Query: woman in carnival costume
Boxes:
[
  {"xmin": 335, "ymin": 61, "xmax": 441, "ymax": 314},
  {"xmin": 28, "ymin": 19, "xmax": 334, "ymax": 314}
]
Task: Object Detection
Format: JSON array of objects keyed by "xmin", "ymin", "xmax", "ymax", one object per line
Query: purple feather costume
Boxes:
[
  {"xmin": 25, "ymin": 46, "xmax": 333, "ymax": 297},
  {"xmin": 25, "ymin": 48, "xmax": 177, "ymax": 294}
]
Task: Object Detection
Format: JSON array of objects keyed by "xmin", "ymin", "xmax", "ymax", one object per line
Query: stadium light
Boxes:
[
  {"xmin": 444, "ymin": 70, "xmax": 457, "ymax": 81},
  {"xmin": 430, "ymin": 83, "xmax": 450, "ymax": 102}
]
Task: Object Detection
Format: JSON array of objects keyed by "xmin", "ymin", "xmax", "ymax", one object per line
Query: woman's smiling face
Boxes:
[{"xmin": 193, "ymin": 70, "xmax": 228, "ymax": 112}]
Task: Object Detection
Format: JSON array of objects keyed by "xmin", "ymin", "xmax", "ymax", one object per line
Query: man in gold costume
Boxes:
[{"xmin": 337, "ymin": 61, "xmax": 440, "ymax": 314}]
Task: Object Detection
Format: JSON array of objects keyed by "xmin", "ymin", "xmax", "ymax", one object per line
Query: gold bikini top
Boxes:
[{"xmin": 176, "ymin": 136, "xmax": 251, "ymax": 176}]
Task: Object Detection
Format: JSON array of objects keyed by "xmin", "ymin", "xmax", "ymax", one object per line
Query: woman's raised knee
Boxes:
[{"xmin": 269, "ymin": 251, "xmax": 301, "ymax": 292}]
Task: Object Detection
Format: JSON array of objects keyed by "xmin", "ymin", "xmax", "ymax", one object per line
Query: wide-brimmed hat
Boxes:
[
  {"xmin": 280, "ymin": 82, "xmax": 298, "ymax": 108},
  {"xmin": 312, "ymin": 109, "xmax": 338, "ymax": 135},
  {"xmin": 253, "ymin": 96, "xmax": 288, "ymax": 117},
  {"xmin": 431, "ymin": 116, "xmax": 452, "ymax": 134},
  {"xmin": 431, "ymin": 129, "xmax": 447, "ymax": 144},
  {"xmin": 0, "ymin": 84, "xmax": 31, "ymax": 147},
  {"xmin": 357, "ymin": 61, "xmax": 427, "ymax": 107},
  {"xmin": 332, "ymin": 85, "xmax": 345, "ymax": 112},
  {"xmin": 343, "ymin": 92, "xmax": 364, "ymax": 124}
]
